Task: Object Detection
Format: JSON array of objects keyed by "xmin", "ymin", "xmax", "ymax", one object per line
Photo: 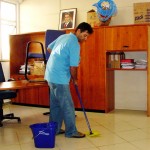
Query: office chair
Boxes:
[
  {"xmin": 0, "ymin": 62, "xmax": 21, "ymax": 127},
  {"xmin": 45, "ymin": 30, "xmax": 66, "ymax": 61},
  {"xmin": 24, "ymin": 41, "xmax": 47, "ymax": 82}
]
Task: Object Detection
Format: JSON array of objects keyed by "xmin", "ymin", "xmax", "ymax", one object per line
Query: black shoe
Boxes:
[
  {"xmin": 57, "ymin": 129, "xmax": 65, "ymax": 135},
  {"xmin": 71, "ymin": 132, "xmax": 85, "ymax": 138}
]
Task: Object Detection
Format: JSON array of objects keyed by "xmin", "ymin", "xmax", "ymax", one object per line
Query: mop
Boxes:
[{"xmin": 74, "ymin": 84, "xmax": 100, "ymax": 137}]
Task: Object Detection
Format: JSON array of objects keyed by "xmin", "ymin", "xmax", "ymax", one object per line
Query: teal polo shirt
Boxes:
[{"xmin": 44, "ymin": 33, "xmax": 80, "ymax": 84}]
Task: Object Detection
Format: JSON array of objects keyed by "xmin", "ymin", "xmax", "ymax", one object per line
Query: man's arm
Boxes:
[{"xmin": 70, "ymin": 66, "xmax": 78, "ymax": 85}]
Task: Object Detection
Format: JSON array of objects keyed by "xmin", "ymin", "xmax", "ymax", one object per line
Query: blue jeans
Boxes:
[{"xmin": 48, "ymin": 82, "xmax": 77, "ymax": 137}]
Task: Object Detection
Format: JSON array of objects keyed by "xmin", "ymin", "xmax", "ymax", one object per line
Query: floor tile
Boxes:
[
  {"xmin": 1, "ymin": 144, "xmax": 21, "ymax": 150},
  {"xmin": 116, "ymin": 129, "xmax": 150, "ymax": 142},
  {"xmin": 99, "ymin": 142, "xmax": 140, "ymax": 150},
  {"xmin": 131, "ymin": 138, "xmax": 150, "ymax": 150}
]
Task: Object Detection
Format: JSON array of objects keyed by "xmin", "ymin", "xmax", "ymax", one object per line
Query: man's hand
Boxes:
[{"xmin": 70, "ymin": 66, "xmax": 78, "ymax": 85}]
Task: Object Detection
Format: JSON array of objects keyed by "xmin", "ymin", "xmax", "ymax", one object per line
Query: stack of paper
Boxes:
[
  {"xmin": 121, "ymin": 63, "xmax": 135, "ymax": 69},
  {"xmin": 19, "ymin": 64, "xmax": 31, "ymax": 74},
  {"xmin": 121, "ymin": 59, "xmax": 135, "ymax": 69},
  {"xmin": 135, "ymin": 59, "xmax": 147, "ymax": 69}
]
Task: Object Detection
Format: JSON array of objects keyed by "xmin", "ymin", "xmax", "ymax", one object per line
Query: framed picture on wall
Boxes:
[{"xmin": 59, "ymin": 8, "xmax": 77, "ymax": 30}]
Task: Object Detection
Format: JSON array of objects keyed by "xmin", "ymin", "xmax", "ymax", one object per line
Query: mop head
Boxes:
[{"xmin": 86, "ymin": 131, "xmax": 100, "ymax": 137}]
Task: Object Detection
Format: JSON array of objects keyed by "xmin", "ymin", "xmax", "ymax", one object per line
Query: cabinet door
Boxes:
[
  {"xmin": 38, "ymin": 86, "xmax": 50, "ymax": 106},
  {"xmin": 105, "ymin": 25, "xmax": 148, "ymax": 51},
  {"xmin": 11, "ymin": 88, "xmax": 38, "ymax": 104},
  {"xmin": 25, "ymin": 88, "xmax": 39, "ymax": 104},
  {"xmin": 11, "ymin": 89, "xmax": 24, "ymax": 103},
  {"xmin": 11, "ymin": 86, "xmax": 50, "ymax": 106},
  {"xmin": 78, "ymin": 28, "xmax": 106, "ymax": 110}
]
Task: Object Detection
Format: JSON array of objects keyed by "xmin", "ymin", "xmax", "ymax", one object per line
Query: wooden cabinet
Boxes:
[
  {"xmin": 9, "ymin": 24, "xmax": 150, "ymax": 116},
  {"xmin": 78, "ymin": 28, "xmax": 107, "ymax": 111},
  {"xmin": 9, "ymin": 32, "xmax": 50, "ymax": 106},
  {"xmin": 105, "ymin": 25, "xmax": 148, "ymax": 51},
  {"xmin": 69, "ymin": 28, "xmax": 113, "ymax": 112},
  {"xmin": 105, "ymin": 24, "xmax": 150, "ymax": 116}
]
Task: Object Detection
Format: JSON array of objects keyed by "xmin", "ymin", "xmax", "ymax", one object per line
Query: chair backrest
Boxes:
[
  {"xmin": 0, "ymin": 62, "xmax": 5, "ymax": 82},
  {"xmin": 45, "ymin": 30, "xmax": 65, "ymax": 61}
]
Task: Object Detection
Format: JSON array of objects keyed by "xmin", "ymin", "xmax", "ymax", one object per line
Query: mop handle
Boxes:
[{"xmin": 74, "ymin": 84, "xmax": 93, "ymax": 134}]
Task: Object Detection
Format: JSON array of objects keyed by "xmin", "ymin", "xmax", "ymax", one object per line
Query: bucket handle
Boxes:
[{"xmin": 32, "ymin": 129, "xmax": 46, "ymax": 139}]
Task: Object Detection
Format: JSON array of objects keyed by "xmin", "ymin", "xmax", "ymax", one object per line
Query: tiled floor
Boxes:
[{"xmin": 1, "ymin": 104, "xmax": 150, "ymax": 150}]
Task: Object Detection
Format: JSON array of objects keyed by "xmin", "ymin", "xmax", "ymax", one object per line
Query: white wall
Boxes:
[
  {"xmin": 19, "ymin": 0, "xmax": 150, "ymax": 32},
  {"xmin": 18, "ymin": 0, "xmax": 150, "ymax": 110}
]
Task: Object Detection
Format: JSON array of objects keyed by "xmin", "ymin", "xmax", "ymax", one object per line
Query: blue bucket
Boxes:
[{"xmin": 30, "ymin": 122, "xmax": 57, "ymax": 148}]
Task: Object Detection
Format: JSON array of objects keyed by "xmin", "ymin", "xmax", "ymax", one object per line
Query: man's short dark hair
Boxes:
[{"xmin": 75, "ymin": 22, "xmax": 93, "ymax": 34}]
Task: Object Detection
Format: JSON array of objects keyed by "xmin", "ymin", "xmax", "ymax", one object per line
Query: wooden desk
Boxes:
[
  {"xmin": 0, "ymin": 80, "xmax": 50, "ymax": 106},
  {"xmin": 0, "ymin": 80, "xmax": 48, "ymax": 90}
]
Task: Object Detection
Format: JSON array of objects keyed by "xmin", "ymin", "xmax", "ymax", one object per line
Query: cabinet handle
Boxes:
[{"xmin": 122, "ymin": 45, "xmax": 129, "ymax": 48}]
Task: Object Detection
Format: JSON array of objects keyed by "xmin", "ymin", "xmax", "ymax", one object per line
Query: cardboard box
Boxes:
[
  {"xmin": 134, "ymin": 2, "xmax": 150, "ymax": 24},
  {"xmin": 87, "ymin": 9, "xmax": 101, "ymax": 27},
  {"xmin": 30, "ymin": 61, "xmax": 45, "ymax": 75},
  {"xmin": 87, "ymin": 9, "xmax": 112, "ymax": 27}
]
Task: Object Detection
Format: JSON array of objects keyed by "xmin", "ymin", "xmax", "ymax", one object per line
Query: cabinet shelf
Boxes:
[
  {"xmin": 107, "ymin": 68, "xmax": 147, "ymax": 71},
  {"xmin": 106, "ymin": 50, "xmax": 147, "ymax": 52}
]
